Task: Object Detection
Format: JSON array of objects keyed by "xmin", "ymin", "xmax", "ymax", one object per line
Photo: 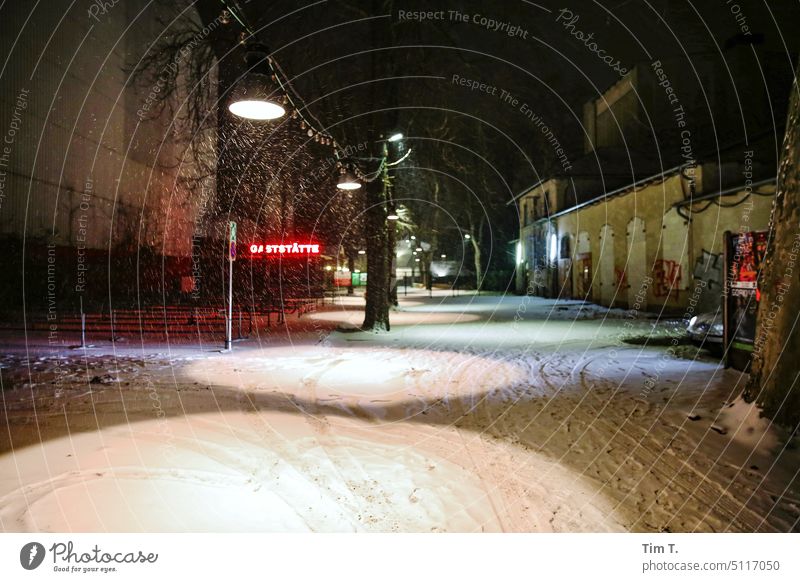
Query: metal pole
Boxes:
[
  {"xmin": 225, "ymin": 256, "xmax": 233, "ymax": 350},
  {"xmin": 722, "ymin": 230, "xmax": 730, "ymax": 368},
  {"xmin": 80, "ymin": 297, "xmax": 86, "ymax": 349}
]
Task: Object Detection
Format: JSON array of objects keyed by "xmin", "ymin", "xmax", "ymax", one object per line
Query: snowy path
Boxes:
[{"xmin": 1, "ymin": 292, "xmax": 798, "ymax": 532}]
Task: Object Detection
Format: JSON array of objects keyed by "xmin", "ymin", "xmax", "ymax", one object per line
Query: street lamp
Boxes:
[
  {"xmin": 387, "ymin": 132, "xmax": 403, "ymax": 142},
  {"xmin": 337, "ymin": 166, "xmax": 361, "ymax": 190},
  {"xmin": 228, "ymin": 45, "xmax": 286, "ymax": 120}
]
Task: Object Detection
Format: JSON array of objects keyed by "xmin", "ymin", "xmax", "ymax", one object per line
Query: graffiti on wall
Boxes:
[
  {"xmin": 692, "ymin": 249, "xmax": 723, "ymax": 311},
  {"xmin": 693, "ymin": 250, "xmax": 722, "ymax": 290},
  {"xmin": 653, "ymin": 259, "xmax": 682, "ymax": 297}
]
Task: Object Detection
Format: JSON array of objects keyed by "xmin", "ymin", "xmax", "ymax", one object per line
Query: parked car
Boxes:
[{"xmin": 687, "ymin": 312, "xmax": 724, "ymax": 355}]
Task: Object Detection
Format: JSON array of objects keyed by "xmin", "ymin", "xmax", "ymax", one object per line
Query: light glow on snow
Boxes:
[{"xmin": 0, "ymin": 411, "xmax": 624, "ymax": 532}]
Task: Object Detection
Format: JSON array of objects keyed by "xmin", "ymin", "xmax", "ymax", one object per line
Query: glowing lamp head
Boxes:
[
  {"xmin": 387, "ymin": 133, "xmax": 403, "ymax": 142},
  {"xmin": 228, "ymin": 98, "xmax": 285, "ymax": 120},
  {"xmin": 337, "ymin": 168, "xmax": 361, "ymax": 190},
  {"xmin": 387, "ymin": 212, "xmax": 399, "ymax": 220},
  {"xmin": 228, "ymin": 46, "xmax": 286, "ymax": 120}
]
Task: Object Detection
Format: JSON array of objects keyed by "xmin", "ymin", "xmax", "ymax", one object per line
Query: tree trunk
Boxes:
[
  {"xmin": 388, "ymin": 213, "xmax": 398, "ymax": 306},
  {"xmin": 362, "ymin": 176, "xmax": 391, "ymax": 331},
  {"xmin": 361, "ymin": 0, "xmax": 392, "ymax": 331},
  {"xmin": 347, "ymin": 252, "xmax": 355, "ymax": 295},
  {"xmin": 745, "ymin": 59, "xmax": 800, "ymax": 428},
  {"xmin": 472, "ymin": 238, "xmax": 483, "ymax": 292}
]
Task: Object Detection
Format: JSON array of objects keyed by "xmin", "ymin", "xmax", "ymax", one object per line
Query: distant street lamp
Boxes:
[
  {"xmin": 228, "ymin": 45, "xmax": 286, "ymax": 120},
  {"xmin": 387, "ymin": 132, "xmax": 404, "ymax": 142}
]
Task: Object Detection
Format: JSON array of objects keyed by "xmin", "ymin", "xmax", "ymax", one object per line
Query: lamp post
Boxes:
[
  {"xmin": 225, "ymin": 221, "xmax": 236, "ymax": 351},
  {"xmin": 384, "ymin": 145, "xmax": 399, "ymax": 306}
]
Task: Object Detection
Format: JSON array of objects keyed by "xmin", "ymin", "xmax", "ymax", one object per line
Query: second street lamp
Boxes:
[{"xmin": 336, "ymin": 167, "xmax": 361, "ymax": 190}]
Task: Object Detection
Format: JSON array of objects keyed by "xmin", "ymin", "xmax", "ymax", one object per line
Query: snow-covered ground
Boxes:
[{"xmin": 1, "ymin": 291, "xmax": 798, "ymax": 532}]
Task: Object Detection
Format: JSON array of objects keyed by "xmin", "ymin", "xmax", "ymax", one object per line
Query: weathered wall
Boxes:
[
  {"xmin": 0, "ymin": 1, "xmax": 215, "ymax": 311},
  {"xmin": 555, "ymin": 170, "xmax": 775, "ymax": 314}
]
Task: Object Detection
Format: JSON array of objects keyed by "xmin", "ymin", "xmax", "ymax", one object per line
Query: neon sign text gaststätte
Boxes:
[{"xmin": 248, "ymin": 242, "xmax": 321, "ymax": 256}]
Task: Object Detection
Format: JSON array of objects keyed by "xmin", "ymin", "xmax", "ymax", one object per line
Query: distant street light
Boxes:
[
  {"xmin": 358, "ymin": 249, "xmax": 366, "ymax": 255},
  {"xmin": 441, "ymin": 254, "xmax": 447, "ymax": 258},
  {"xmin": 228, "ymin": 45, "xmax": 286, "ymax": 120},
  {"xmin": 464, "ymin": 234, "xmax": 471, "ymax": 240},
  {"xmin": 388, "ymin": 133, "xmax": 403, "ymax": 142}
]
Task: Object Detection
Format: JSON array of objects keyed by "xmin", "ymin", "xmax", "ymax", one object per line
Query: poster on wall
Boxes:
[{"xmin": 724, "ymin": 230, "xmax": 768, "ymax": 371}]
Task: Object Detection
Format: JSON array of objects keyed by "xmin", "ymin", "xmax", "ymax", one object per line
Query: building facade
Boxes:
[
  {"xmin": 0, "ymin": 1, "xmax": 216, "ymax": 311},
  {"xmin": 549, "ymin": 165, "xmax": 774, "ymax": 314},
  {"xmin": 512, "ymin": 52, "xmax": 783, "ymax": 315}
]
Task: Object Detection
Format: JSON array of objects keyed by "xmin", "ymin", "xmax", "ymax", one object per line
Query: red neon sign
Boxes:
[{"xmin": 248, "ymin": 242, "xmax": 321, "ymax": 256}]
